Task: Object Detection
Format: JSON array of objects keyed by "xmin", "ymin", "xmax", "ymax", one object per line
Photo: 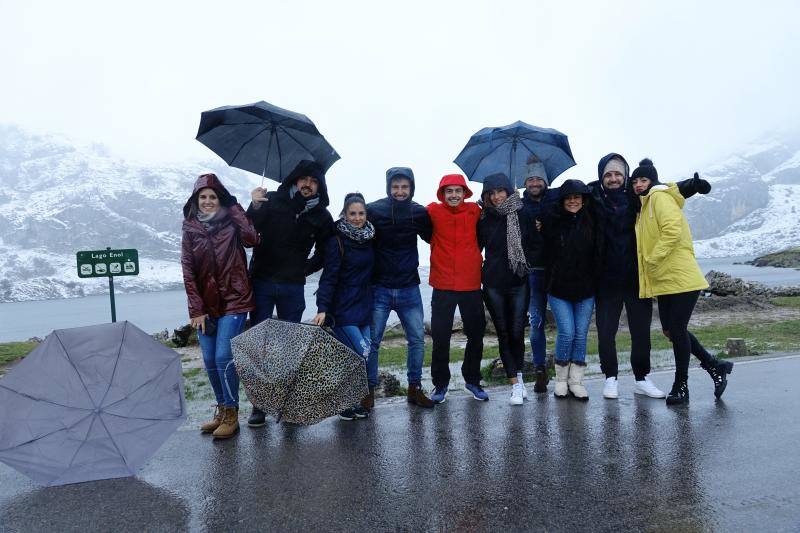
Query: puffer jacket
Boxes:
[
  {"xmin": 427, "ymin": 174, "xmax": 482, "ymax": 291},
  {"xmin": 246, "ymin": 160, "xmax": 334, "ymax": 284},
  {"xmin": 367, "ymin": 167, "xmax": 432, "ymax": 288},
  {"xmin": 635, "ymin": 184, "xmax": 709, "ymax": 298},
  {"xmin": 589, "ymin": 153, "xmax": 638, "ymax": 289},
  {"xmin": 520, "ymin": 188, "xmax": 557, "ymax": 269},
  {"xmin": 541, "ymin": 180, "xmax": 602, "ymax": 301},
  {"xmin": 316, "ymin": 228, "xmax": 375, "ymax": 327},
  {"xmin": 181, "ymin": 174, "xmax": 259, "ymax": 318}
]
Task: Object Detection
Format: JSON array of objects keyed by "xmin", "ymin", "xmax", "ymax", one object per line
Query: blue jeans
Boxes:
[
  {"xmin": 251, "ymin": 278, "xmax": 305, "ymax": 325},
  {"xmin": 368, "ymin": 285, "xmax": 426, "ymax": 387},
  {"xmin": 528, "ymin": 270, "xmax": 547, "ymax": 365},
  {"xmin": 198, "ymin": 313, "xmax": 247, "ymax": 408},
  {"xmin": 333, "ymin": 325, "xmax": 371, "ymax": 361},
  {"xmin": 547, "ymin": 295, "xmax": 594, "ymax": 364}
]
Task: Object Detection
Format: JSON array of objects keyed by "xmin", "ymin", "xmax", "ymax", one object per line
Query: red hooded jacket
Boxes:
[
  {"xmin": 181, "ymin": 174, "xmax": 259, "ymax": 318},
  {"xmin": 426, "ymin": 174, "xmax": 482, "ymax": 291}
]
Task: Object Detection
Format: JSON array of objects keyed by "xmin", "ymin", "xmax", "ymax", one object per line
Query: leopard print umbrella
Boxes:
[{"xmin": 231, "ymin": 319, "xmax": 368, "ymax": 425}]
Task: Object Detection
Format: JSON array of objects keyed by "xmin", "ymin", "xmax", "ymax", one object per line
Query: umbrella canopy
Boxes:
[
  {"xmin": 196, "ymin": 100, "xmax": 340, "ymax": 183},
  {"xmin": 0, "ymin": 321, "xmax": 186, "ymax": 486},
  {"xmin": 231, "ymin": 319, "xmax": 367, "ymax": 425},
  {"xmin": 454, "ymin": 120, "xmax": 576, "ymax": 188}
]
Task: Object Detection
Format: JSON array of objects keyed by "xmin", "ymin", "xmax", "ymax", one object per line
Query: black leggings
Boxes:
[
  {"xmin": 657, "ymin": 291, "xmax": 714, "ymax": 380},
  {"xmin": 483, "ymin": 283, "xmax": 530, "ymax": 378}
]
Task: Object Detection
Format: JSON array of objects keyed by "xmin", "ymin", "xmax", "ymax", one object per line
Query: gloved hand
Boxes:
[{"xmin": 693, "ymin": 172, "xmax": 711, "ymax": 195}]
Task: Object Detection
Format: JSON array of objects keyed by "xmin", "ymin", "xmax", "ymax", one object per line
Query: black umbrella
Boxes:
[
  {"xmin": 196, "ymin": 101, "xmax": 340, "ymax": 184},
  {"xmin": 231, "ymin": 319, "xmax": 367, "ymax": 425}
]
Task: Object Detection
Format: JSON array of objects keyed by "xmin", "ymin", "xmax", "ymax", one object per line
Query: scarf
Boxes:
[
  {"xmin": 196, "ymin": 211, "xmax": 217, "ymax": 231},
  {"xmin": 336, "ymin": 218, "xmax": 375, "ymax": 243},
  {"xmin": 290, "ymin": 185, "xmax": 321, "ymax": 217},
  {"xmin": 485, "ymin": 194, "xmax": 530, "ymax": 277}
]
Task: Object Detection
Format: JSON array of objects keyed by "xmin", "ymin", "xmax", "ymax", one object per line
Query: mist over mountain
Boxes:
[
  {"xmin": 1, "ymin": 124, "xmax": 798, "ymax": 302},
  {"xmin": 684, "ymin": 129, "xmax": 800, "ymax": 257},
  {"xmin": 0, "ymin": 124, "xmax": 259, "ymax": 302}
]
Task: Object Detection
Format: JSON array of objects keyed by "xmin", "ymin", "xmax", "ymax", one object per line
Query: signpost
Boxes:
[{"xmin": 76, "ymin": 248, "xmax": 139, "ymax": 322}]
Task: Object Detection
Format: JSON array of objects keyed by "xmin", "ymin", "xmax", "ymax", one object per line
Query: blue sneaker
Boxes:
[
  {"xmin": 465, "ymin": 383, "xmax": 489, "ymax": 401},
  {"xmin": 431, "ymin": 386, "xmax": 448, "ymax": 404}
]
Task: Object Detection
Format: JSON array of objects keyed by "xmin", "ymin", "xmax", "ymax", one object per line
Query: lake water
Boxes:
[{"xmin": 1, "ymin": 257, "xmax": 798, "ymax": 342}]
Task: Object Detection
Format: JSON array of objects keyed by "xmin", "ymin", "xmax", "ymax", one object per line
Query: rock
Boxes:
[
  {"xmin": 26, "ymin": 336, "xmax": 43, "ymax": 343},
  {"xmin": 746, "ymin": 248, "xmax": 800, "ymax": 268},
  {"xmin": 726, "ymin": 338, "xmax": 749, "ymax": 357},
  {"xmin": 704, "ymin": 270, "xmax": 771, "ymax": 297},
  {"xmin": 151, "ymin": 329, "xmax": 170, "ymax": 342},
  {"xmin": 171, "ymin": 324, "xmax": 193, "ymax": 347},
  {"xmin": 377, "ymin": 372, "xmax": 403, "ymax": 397}
]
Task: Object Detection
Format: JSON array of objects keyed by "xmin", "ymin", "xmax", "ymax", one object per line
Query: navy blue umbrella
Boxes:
[
  {"xmin": 196, "ymin": 101, "xmax": 340, "ymax": 184},
  {"xmin": 454, "ymin": 121, "xmax": 575, "ymax": 188}
]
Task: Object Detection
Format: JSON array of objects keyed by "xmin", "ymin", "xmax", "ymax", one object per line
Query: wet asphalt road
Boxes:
[{"xmin": 1, "ymin": 355, "xmax": 799, "ymax": 533}]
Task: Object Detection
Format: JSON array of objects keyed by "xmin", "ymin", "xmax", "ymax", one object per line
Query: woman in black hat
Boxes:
[
  {"xmin": 541, "ymin": 179, "xmax": 601, "ymax": 400},
  {"xmin": 478, "ymin": 172, "xmax": 541, "ymax": 405}
]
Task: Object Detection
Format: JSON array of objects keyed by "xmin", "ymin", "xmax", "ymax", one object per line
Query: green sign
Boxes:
[{"xmin": 77, "ymin": 248, "xmax": 139, "ymax": 278}]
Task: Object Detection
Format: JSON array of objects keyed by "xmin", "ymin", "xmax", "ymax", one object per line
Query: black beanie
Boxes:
[{"xmin": 631, "ymin": 158, "xmax": 659, "ymax": 184}]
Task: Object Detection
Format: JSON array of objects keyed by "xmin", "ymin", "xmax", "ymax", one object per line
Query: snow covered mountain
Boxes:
[
  {"xmin": 0, "ymin": 124, "xmax": 260, "ymax": 302},
  {"xmin": 684, "ymin": 130, "xmax": 800, "ymax": 258}
]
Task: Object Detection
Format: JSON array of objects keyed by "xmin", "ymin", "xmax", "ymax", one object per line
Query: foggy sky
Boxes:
[{"xmin": 2, "ymin": 0, "xmax": 799, "ymax": 206}]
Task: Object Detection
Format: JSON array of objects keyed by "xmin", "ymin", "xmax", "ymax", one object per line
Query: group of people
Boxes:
[{"xmin": 181, "ymin": 153, "xmax": 734, "ymax": 439}]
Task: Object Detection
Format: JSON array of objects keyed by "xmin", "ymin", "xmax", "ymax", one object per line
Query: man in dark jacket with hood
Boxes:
[
  {"xmin": 590, "ymin": 153, "xmax": 711, "ymax": 400},
  {"xmin": 245, "ymin": 159, "xmax": 334, "ymax": 425},
  {"xmin": 366, "ymin": 167, "xmax": 434, "ymax": 409},
  {"xmin": 519, "ymin": 158, "xmax": 556, "ymax": 392}
]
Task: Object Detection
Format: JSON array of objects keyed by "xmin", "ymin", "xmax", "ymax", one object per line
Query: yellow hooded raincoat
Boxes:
[{"xmin": 635, "ymin": 184, "xmax": 709, "ymax": 298}]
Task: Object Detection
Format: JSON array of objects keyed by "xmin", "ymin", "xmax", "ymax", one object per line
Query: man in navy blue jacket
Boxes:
[
  {"xmin": 366, "ymin": 167, "xmax": 434, "ymax": 409},
  {"xmin": 519, "ymin": 159, "xmax": 555, "ymax": 393}
]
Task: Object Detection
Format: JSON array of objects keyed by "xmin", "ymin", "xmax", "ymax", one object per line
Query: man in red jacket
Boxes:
[{"xmin": 427, "ymin": 174, "xmax": 488, "ymax": 403}]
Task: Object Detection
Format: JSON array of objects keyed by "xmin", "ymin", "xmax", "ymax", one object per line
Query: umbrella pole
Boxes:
[
  {"xmin": 262, "ymin": 130, "xmax": 276, "ymax": 188},
  {"xmin": 510, "ymin": 140, "xmax": 517, "ymax": 188}
]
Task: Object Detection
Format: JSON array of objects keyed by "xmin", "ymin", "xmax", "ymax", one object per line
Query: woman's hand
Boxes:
[
  {"xmin": 312, "ymin": 312, "xmax": 326, "ymax": 326},
  {"xmin": 191, "ymin": 314, "xmax": 208, "ymax": 334},
  {"xmin": 535, "ymin": 219, "xmax": 542, "ymax": 231}
]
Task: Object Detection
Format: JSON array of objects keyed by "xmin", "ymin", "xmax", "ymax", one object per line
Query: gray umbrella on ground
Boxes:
[
  {"xmin": 0, "ymin": 321, "xmax": 186, "ymax": 486},
  {"xmin": 231, "ymin": 319, "xmax": 368, "ymax": 425}
]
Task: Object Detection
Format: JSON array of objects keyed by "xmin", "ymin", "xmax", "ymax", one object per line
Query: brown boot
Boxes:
[
  {"xmin": 200, "ymin": 404, "xmax": 224, "ymax": 433},
  {"xmin": 407, "ymin": 383, "xmax": 435, "ymax": 408},
  {"xmin": 361, "ymin": 387, "xmax": 375, "ymax": 411},
  {"xmin": 212, "ymin": 406, "xmax": 239, "ymax": 439}
]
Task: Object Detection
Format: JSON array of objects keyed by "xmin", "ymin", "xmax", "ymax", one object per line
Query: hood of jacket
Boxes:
[
  {"xmin": 276, "ymin": 160, "xmax": 330, "ymax": 208},
  {"xmin": 183, "ymin": 173, "xmax": 237, "ymax": 219},
  {"xmin": 385, "ymin": 167, "xmax": 416, "ymax": 200},
  {"xmin": 436, "ymin": 173, "xmax": 474, "ymax": 202},
  {"xmin": 480, "ymin": 172, "xmax": 515, "ymax": 200},
  {"xmin": 640, "ymin": 183, "xmax": 684, "ymax": 215},
  {"xmin": 596, "ymin": 153, "xmax": 630, "ymax": 192}
]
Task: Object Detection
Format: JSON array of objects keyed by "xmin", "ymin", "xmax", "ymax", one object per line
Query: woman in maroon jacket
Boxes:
[{"xmin": 181, "ymin": 173, "xmax": 259, "ymax": 439}]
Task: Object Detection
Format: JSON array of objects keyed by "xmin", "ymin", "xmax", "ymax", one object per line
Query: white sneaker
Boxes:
[
  {"xmin": 603, "ymin": 377, "xmax": 619, "ymax": 399},
  {"xmin": 634, "ymin": 376, "xmax": 666, "ymax": 398},
  {"xmin": 516, "ymin": 373, "xmax": 529, "ymax": 399},
  {"xmin": 509, "ymin": 384, "xmax": 524, "ymax": 405}
]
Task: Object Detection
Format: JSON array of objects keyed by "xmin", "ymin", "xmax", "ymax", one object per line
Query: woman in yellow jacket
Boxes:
[{"xmin": 632, "ymin": 159, "xmax": 733, "ymax": 405}]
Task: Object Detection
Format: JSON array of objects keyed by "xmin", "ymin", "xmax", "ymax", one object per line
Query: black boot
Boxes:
[
  {"xmin": 666, "ymin": 379, "xmax": 689, "ymax": 406},
  {"xmin": 247, "ymin": 407, "xmax": 266, "ymax": 427},
  {"xmin": 701, "ymin": 358, "xmax": 734, "ymax": 399},
  {"xmin": 533, "ymin": 364, "xmax": 549, "ymax": 393}
]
